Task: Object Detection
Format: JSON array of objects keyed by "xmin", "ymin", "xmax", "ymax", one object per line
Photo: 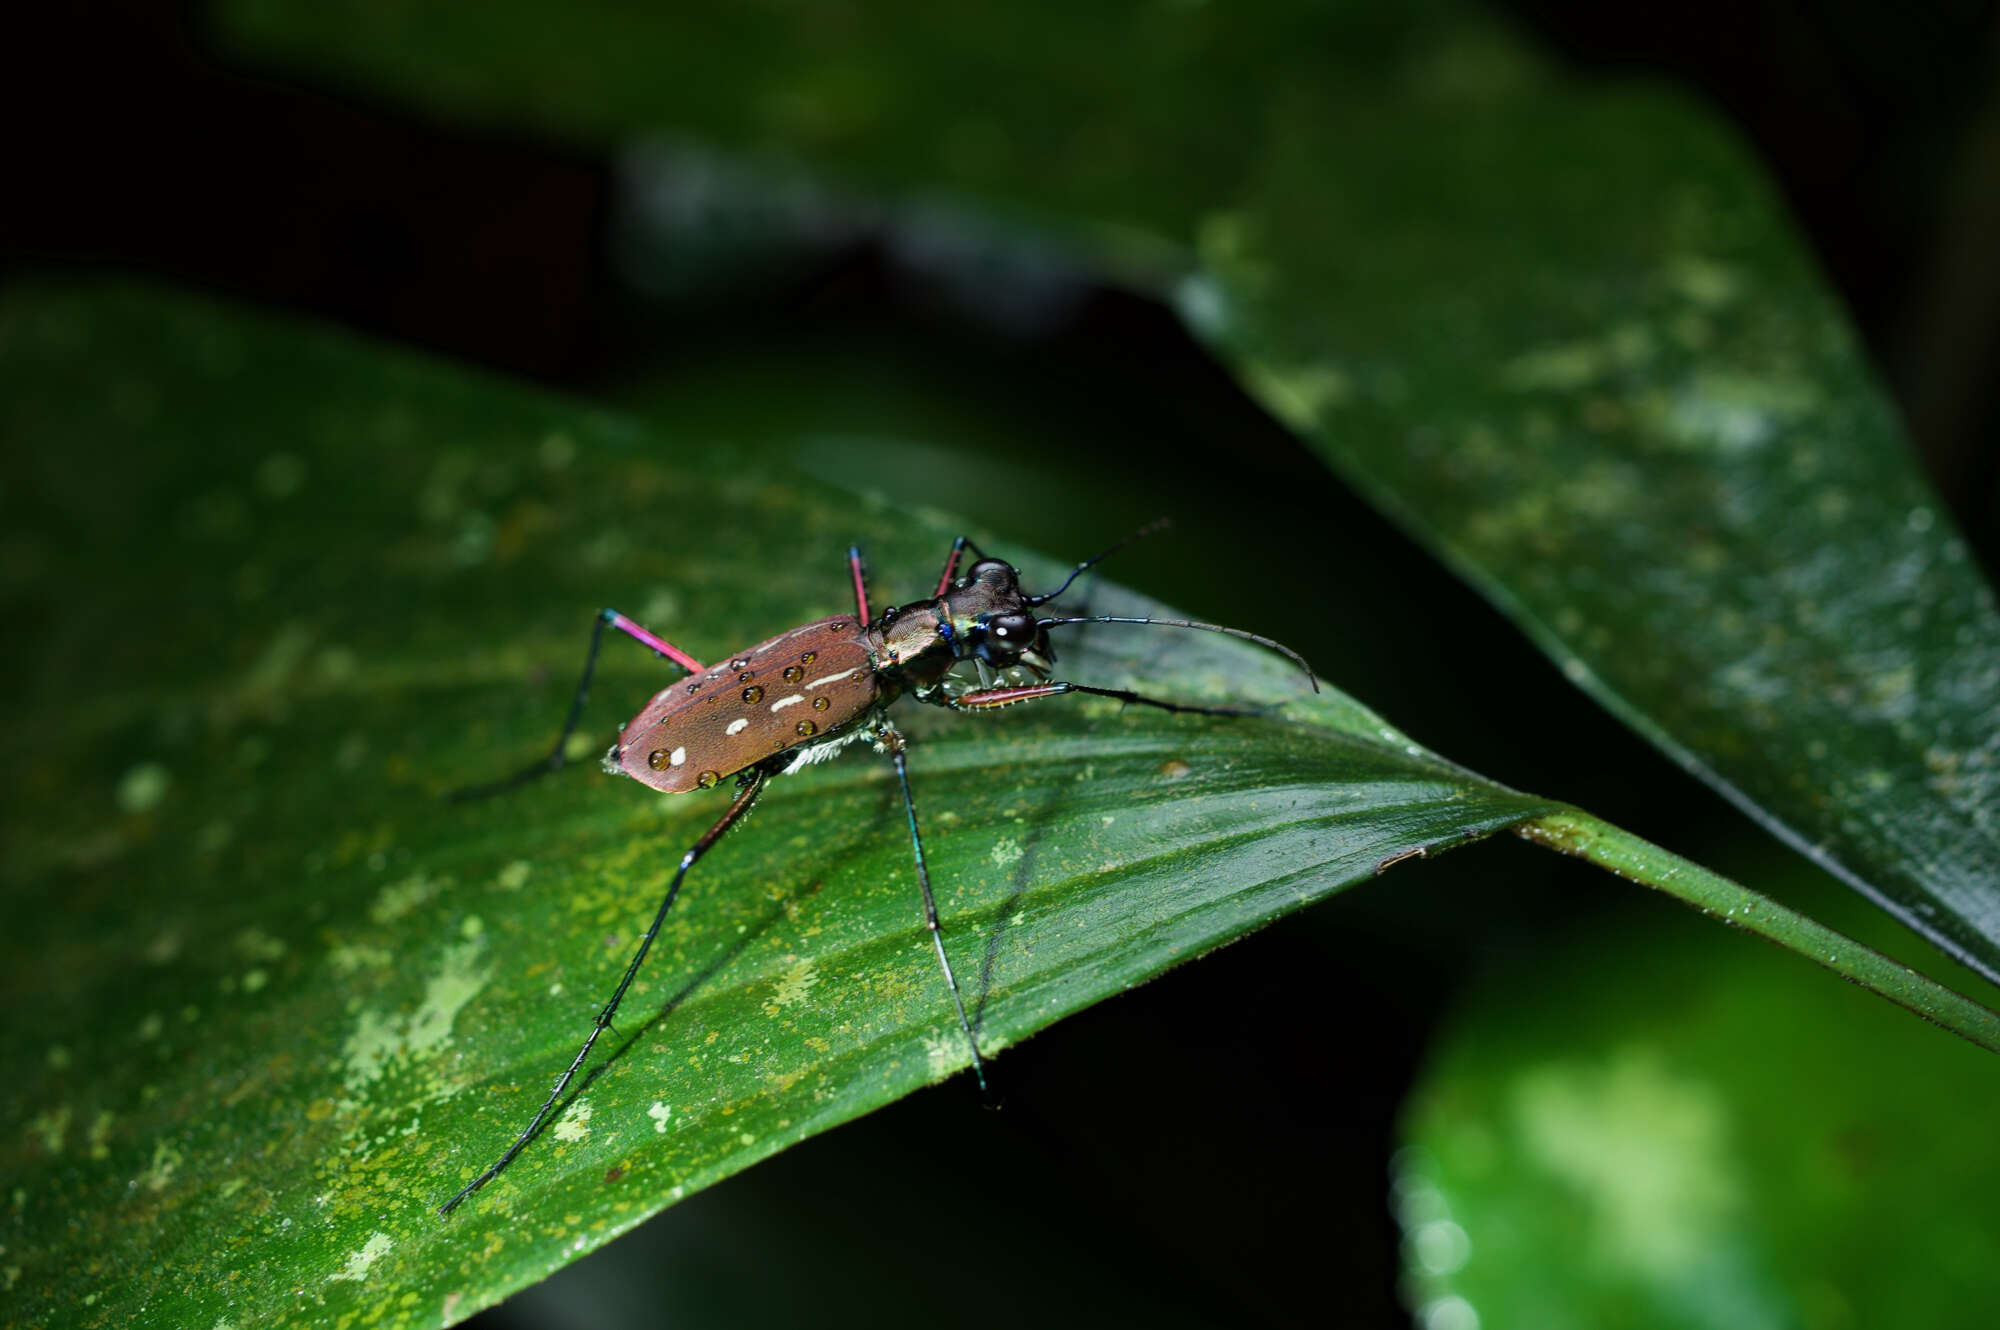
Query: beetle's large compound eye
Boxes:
[{"xmin": 975, "ymin": 611, "xmax": 1037, "ymax": 665}]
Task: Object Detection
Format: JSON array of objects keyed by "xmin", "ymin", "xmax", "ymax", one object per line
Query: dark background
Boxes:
[{"xmin": 9, "ymin": 3, "xmax": 1998, "ymax": 1325}]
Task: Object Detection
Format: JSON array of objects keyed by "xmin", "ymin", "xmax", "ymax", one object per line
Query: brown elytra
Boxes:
[{"xmin": 610, "ymin": 616, "xmax": 881, "ymax": 793}]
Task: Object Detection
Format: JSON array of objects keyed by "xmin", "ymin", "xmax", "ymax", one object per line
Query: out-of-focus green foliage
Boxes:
[
  {"xmin": 218, "ymin": 0, "xmax": 2000, "ymax": 983},
  {"xmin": 0, "ymin": 282, "xmax": 1564, "ymax": 1328},
  {"xmin": 1400, "ymin": 848, "xmax": 2000, "ymax": 1329}
]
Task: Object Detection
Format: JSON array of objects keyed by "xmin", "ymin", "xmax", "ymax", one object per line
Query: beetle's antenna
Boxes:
[
  {"xmin": 1037, "ymin": 615, "xmax": 1319, "ymax": 692},
  {"xmin": 1027, "ymin": 518, "xmax": 1173, "ymax": 606}
]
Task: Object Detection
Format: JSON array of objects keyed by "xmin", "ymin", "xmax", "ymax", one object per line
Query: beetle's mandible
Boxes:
[{"xmin": 438, "ymin": 525, "xmax": 1316, "ymax": 1214}]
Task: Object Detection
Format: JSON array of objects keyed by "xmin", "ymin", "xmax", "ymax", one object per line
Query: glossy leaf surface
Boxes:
[{"xmin": 0, "ymin": 282, "xmax": 1561, "ymax": 1328}]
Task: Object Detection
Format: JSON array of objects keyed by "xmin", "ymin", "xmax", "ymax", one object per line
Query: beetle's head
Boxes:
[{"xmin": 946, "ymin": 559, "xmax": 1055, "ymax": 676}]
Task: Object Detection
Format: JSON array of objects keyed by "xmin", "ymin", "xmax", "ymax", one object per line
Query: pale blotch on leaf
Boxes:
[
  {"xmin": 553, "ymin": 1098, "xmax": 593, "ymax": 1143},
  {"xmin": 1660, "ymin": 370, "xmax": 1819, "ymax": 454},
  {"xmin": 920, "ymin": 1029, "xmax": 959, "ymax": 1082},
  {"xmin": 339, "ymin": 937, "xmax": 490, "ymax": 1094},
  {"xmin": 369, "ymin": 871, "xmax": 442, "ymax": 925},
  {"xmin": 1666, "ymin": 255, "xmax": 1742, "ymax": 308},
  {"xmin": 770, "ymin": 958, "xmax": 818, "ymax": 1010},
  {"xmin": 116, "ymin": 762, "xmax": 170, "ymax": 814},
  {"xmin": 1500, "ymin": 340, "xmax": 1609, "ymax": 392},
  {"xmin": 648, "ymin": 1101, "xmax": 671, "ymax": 1133},
  {"xmin": 30, "ymin": 1107, "xmax": 71, "ymax": 1153},
  {"xmin": 1508, "ymin": 1047, "xmax": 1742, "ymax": 1279},
  {"xmin": 326, "ymin": 1231, "xmax": 392, "ymax": 1284},
  {"xmin": 1243, "ymin": 359, "xmax": 1352, "ymax": 430},
  {"xmin": 141, "ymin": 1138, "xmax": 182, "ymax": 1191},
  {"xmin": 989, "ymin": 836, "xmax": 1024, "ymax": 870},
  {"xmin": 640, "ymin": 586, "xmax": 684, "ymax": 626},
  {"xmin": 234, "ymin": 926, "xmax": 285, "ymax": 961}
]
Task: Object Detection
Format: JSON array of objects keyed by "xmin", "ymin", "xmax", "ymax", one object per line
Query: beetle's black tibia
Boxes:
[{"xmin": 439, "ymin": 768, "xmax": 768, "ymax": 1215}]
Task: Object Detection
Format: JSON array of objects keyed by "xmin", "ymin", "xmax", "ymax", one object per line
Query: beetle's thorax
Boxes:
[{"xmin": 868, "ymin": 556, "xmax": 1055, "ymax": 695}]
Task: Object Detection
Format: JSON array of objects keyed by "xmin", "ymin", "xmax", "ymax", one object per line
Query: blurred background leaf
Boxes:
[{"xmin": 1399, "ymin": 843, "xmax": 2000, "ymax": 1330}]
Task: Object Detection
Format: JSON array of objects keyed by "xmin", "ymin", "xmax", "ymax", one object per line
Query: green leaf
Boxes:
[
  {"xmin": 0, "ymin": 281, "xmax": 1562, "ymax": 1327},
  {"xmin": 214, "ymin": 0, "xmax": 2000, "ymax": 980},
  {"xmin": 1398, "ymin": 844, "xmax": 2000, "ymax": 1328}
]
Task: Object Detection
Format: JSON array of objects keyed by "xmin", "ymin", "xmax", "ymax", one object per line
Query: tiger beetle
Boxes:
[{"xmin": 437, "ymin": 523, "xmax": 1316, "ymax": 1214}]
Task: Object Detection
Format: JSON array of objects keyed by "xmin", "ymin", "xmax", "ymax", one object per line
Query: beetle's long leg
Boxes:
[
  {"xmin": 932, "ymin": 534, "xmax": 997, "ymax": 596},
  {"xmin": 448, "ymin": 609, "xmax": 706, "ymax": 803},
  {"xmin": 847, "ymin": 545, "xmax": 871, "ymax": 624},
  {"xmin": 440, "ymin": 770, "xmax": 768, "ymax": 1215},
  {"xmin": 878, "ymin": 723, "xmax": 990, "ymax": 1097},
  {"xmin": 951, "ymin": 681, "xmax": 1277, "ymax": 718}
]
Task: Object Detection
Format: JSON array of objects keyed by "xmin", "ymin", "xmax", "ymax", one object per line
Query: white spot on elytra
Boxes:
[
  {"xmin": 726, "ymin": 718, "xmax": 749, "ymax": 735},
  {"xmin": 669, "ymin": 746, "xmax": 686, "ymax": 767},
  {"xmin": 804, "ymin": 667, "xmax": 860, "ymax": 689},
  {"xmin": 327, "ymin": 1232, "xmax": 392, "ymax": 1283},
  {"xmin": 770, "ymin": 694, "xmax": 805, "ymax": 712}
]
